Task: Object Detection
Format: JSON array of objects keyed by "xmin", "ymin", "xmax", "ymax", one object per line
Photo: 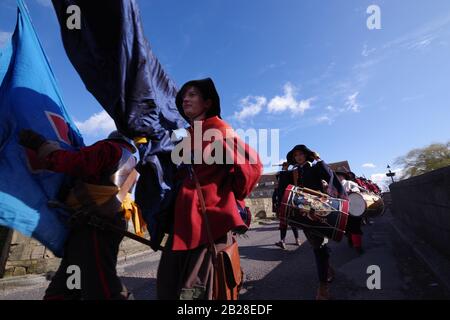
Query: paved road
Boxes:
[
  {"xmin": 1, "ymin": 209, "xmax": 449, "ymax": 300},
  {"xmin": 239, "ymin": 211, "xmax": 450, "ymax": 300}
]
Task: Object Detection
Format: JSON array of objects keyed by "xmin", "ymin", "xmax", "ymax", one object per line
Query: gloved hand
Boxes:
[
  {"xmin": 19, "ymin": 129, "xmax": 47, "ymax": 151},
  {"xmin": 312, "ymin": 151, "xmax": 321, "ymax": 161}
]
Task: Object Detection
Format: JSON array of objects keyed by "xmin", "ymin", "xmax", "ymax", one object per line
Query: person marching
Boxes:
[
  {"xmin": 19, "ymin": 129, "xmax": 142, "ymax": 300},
  {"xmin": 274, "ymin": 162, "xmax": 301, "ymax": 249},
  {"xmin": 156, "ymin": 78, "xmax": 262, "ymax": 300},
  {"xmin": 275, "ymin": 145, "xmax": 347, "ymax": 300},
  {"xmin": 336, "ymin": 170, "xmax": 365, "ymax": 255}
]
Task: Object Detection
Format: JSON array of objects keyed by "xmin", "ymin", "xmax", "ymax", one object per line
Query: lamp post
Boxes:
[{"xmin": 386, "ymin": 165, "xmax": 395, "ymax": 183}]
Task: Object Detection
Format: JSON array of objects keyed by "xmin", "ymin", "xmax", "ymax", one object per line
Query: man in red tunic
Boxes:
[{"xmin": 19, "ymin": 129, "xmax": 137, "ymax": 300}]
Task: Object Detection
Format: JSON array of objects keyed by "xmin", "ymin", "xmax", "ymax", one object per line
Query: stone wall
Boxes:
[
  {"xmin": 1, "ymin": 222, "xmax": 152, "ymax": 278},
  {"xmin": 390, "ymin": 165, "xmax": 450, "ymax": 258},
  {"xmin": 0, "ymin": 226, "xmax": 12, "ymax": 277},
  {"xmin": 246, "ymin": 197, "xmax": 276, "ymax": 219},
  {"xmin": 4, "ymin": 231, "xmax": 59, "ymax": 277}
]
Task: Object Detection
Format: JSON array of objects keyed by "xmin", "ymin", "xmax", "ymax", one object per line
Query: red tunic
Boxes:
[
  {"xmin": 44, "ymin": 140, "xmax": 128, "ymax": 183},
  {"xmin": 172, "ymin": 116, "xmax": 262, "ymax": 250}
]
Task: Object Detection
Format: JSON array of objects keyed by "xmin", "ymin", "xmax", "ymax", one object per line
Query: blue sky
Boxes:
[{"xmin": 1, "ymin": 0, "xmax": 449, "ymax": 188}]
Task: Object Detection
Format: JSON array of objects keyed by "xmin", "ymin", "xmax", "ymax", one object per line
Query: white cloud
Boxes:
[
  {"xmin": 383, "ymin": 13, "xmax": 450, "ymax": 52},
  {"xmin": 234, "ymin": 96, "xmax": 266, "ymax": 121},
  {"xmin": 370, "ymin": 173, "xmax": 389, "ymax": 191},
  {"xmin": 258, "ymin": 61, "xmax": 286, "ymax": 75},
  {"xmin": 370, "ymin": 168, "xmax": 403, "ymax": 191},
  {"xmin": 362, "ymin": 163, "xmax": 376, "ymax": 168},
  {"xmin": 362, "ymin": 44, "xmax": 376, "ymax": 57},
  {"xmin": 75, "ymin": 110, "xmax": 116, "ymax": 137},
  {"xmin": 406, "ymin": 34, "xmax": 437, "ymax": 50},
  {"xmin": 352, "ymin": 58, "xmax": 382, "ymax": 71},
  {"xmin": 316, "ymin": 115, "xmax": 333, "ymax": 125},
  {"xmin": 0, "ymin": 31, "xmax": 12, "ymax": 48},
  {"xmin": 314, "ymin": 106, "xmax": 337, "ymax": 125},
  {"xmin": 345, "ymin": 92, "xmax": 360, "ymax": 112},
  {"xmin": 35, "ymin": 0, "xmax": 52, "ymax": 7},
  {"xmin": 268, "ymin": 82, "xmax": 314, "ymax": 115}
]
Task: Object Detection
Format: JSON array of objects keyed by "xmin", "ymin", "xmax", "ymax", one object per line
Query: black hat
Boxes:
[
  {"xmin": 286, "ymin": 144, "xmax": 316, "ymax": 164},
  {"xmin": 175, "ymin": 78, "xmax": 221, "ymax": 122},
  {"xmin": 347, "ymin": 171, "xmax": 357, "ymax": 179}
]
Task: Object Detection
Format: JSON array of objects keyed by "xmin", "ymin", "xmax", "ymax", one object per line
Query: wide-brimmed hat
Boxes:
[
  {"xmin": 175, "ymin": 78, "xmax": 221, "ymax": 122},
  {"xmin": 286, "ymin": 144, "xmax": 316, "ymax": 164},
  {"xmin": 347, "ymin": 171, "xmax": 357, "ymax": 180}
]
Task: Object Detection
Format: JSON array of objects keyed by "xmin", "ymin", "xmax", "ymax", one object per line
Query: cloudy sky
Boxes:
[{"xmin": 1, "ymin": 0, "xmax": 450, "ymax": 189}]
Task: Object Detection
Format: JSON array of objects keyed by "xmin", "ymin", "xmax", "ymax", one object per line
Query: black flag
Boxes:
[{"xmin": 51, "ymin": 0, "xmax": 187, "ymax": 248}]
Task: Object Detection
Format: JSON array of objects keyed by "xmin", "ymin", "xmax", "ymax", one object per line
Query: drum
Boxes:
[
  {"xmin": 348, "ymin": 192, "xmax": 384, "ymax": 217},
  {"xmin": 364, "ymin": 193, "xmax": 384, "ymax": 217},
  {"xmin": 348, "ymin": 193, "xmax": 366, "ymax": 217},
  {"xmin": 279, "ymin": 185, "xmax": 349, "ymax": 242}
]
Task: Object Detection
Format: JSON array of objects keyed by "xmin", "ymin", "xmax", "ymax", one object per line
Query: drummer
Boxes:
[
  {"xmin": 275, "ymin": 145, "xmax": 347, "ymax": 300},
  {"xmin": 348, "ymin": 172, "xmax": 374, "ymax": 225},
  {"xmin": 273, "ymin": 162, "xmax": 301, "ymax": 249},
  {"xmin": 336, "ymin": 171, "xmax": 365, "ymax": 255},
  {"xmin": 337, "ymin": 171, "xmax": 360, "ymax": 193}
]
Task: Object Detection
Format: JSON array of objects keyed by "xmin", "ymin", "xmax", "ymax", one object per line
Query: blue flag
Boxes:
[{"xmin": 0, "ymin": 0, "xmax": 84, "ymax": 256}]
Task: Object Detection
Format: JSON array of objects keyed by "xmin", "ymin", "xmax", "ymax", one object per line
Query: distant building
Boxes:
[
  {"xmin": 328, "ymin": 161, "xmax": 351, "ymax": 173},
  {"xmin": 249, "ymin": 173, "xmax": 278, "ymax": 198}
]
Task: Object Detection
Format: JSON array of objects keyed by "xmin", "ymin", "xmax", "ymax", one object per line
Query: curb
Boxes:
[
  {"xmin": 117, "ymin": 248, "xmax": 155, "ymax": 264},
  {"xmin": 254, "ymin": 219, "xmax": 277, "ymax": 226},
  {"xmin": 388, "ymin": 212, "xmax": 450, "ymax": 294}
]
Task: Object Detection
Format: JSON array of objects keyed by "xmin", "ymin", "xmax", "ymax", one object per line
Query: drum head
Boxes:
[
  {"xmin": 365, "ymin": 195, "xmax": 385, "ymax": 217},
  {"xmin": 348, "ymin": 193, "xmax": 366, "ymax": 217}
]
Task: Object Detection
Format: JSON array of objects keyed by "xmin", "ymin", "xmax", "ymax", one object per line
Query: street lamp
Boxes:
[{"xmin": 386, "ymin": 164, "xmax": 395, "ymax": 183}]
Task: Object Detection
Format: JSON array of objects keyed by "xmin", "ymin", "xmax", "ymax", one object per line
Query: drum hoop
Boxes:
[
  {"xmin": 348, "ymin": 192, "xmax": 367, "ymax": 217},
  {"xmin": 281, "ymin": 184, "xmax": 342, "ymax": 217},
  {"xmin": 280, "ymin": 184, "xmax": 349, "ymax": 241},
  {"xmin": 287, "ymin": 210, "xmax": 348, "ymax": 241}
]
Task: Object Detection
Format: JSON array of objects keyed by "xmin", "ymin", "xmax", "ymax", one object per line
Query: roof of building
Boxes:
[{"xmin": 328, "ymin": 161, "xmax": 352, "ymax": 173}]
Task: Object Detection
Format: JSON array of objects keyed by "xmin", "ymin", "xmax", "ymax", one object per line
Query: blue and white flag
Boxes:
[{"xmin": 0, "ymin": 0, "xmax": 84, "ymax": 256}]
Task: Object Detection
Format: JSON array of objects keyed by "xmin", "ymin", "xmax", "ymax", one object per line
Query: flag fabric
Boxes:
[
  {"xmin": 51, "ymin": 0, "xmax": 187, "ymax": 246},
  {"xmin": 0, "ymin": 0, "xmax": 84, "ymax": 256},
  {"xmin": 51, "ymin": 0, "xmax": 186, "ymax": 139}
]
